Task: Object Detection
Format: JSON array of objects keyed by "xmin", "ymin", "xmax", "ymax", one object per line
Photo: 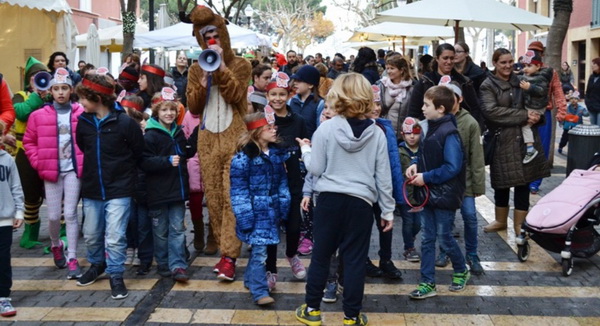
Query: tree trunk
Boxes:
[
  {"xmin": 544, "ymin": 0, "xmax": 573, "ymax": 168},
  {"xmin": 121, "ymin": 0, "xmax": 138, "ymax": 59}
]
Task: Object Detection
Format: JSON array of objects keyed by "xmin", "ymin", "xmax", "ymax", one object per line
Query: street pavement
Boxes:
[{"xmin": 3, "ymin": 129, "xmax": 600, "ymax": 325}]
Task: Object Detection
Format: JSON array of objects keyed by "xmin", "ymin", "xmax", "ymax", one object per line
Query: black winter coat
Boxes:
[
  {"xmin": 585, "ymin": 73, "xmax": 600, "ymax": 113},
  {"xmin": 76, "ymin": 110, "xmax": 144, "ymax": 200},
  {"xmin": 141, "ymin": 121, "xmax": 192, "ymax": 206},
  {"xmin": 171, "ymin": 67, "xmax": 188, "ymax": 107},
  {"xmin": 275, "ymin": 110, "xmax": 309, "ymax": 197}
]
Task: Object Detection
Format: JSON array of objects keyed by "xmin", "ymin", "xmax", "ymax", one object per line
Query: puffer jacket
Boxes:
[
  {"xmin": 375, "ymin": 118, "xmax": 404, "ymax": 204},
  {"xmin": 181, "ymin": 111, "xmax": 204, "ymax": 193},
  {"xmin": 230, "ymin": 143, "xmax": 291, "ymax": 246},
  {"xmin": 23, "ymin": 102, "xmax": 84, "ymax": 182},
  {"xmin": 455, "ymin": 108, "xmax": 485, "ymax": 196},
  {"xmin": 480, "ymin": 72, "xmax": 550, "ymax": 189}
]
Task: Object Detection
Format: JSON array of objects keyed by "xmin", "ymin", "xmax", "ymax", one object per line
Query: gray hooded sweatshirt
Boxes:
[
  {"xmin": 305, "ymin": 115, "xmax": 395, "ymax": 221},
  {"xmin": 0, "ymin": 149, "xmax": 24, "ymax": 227}
]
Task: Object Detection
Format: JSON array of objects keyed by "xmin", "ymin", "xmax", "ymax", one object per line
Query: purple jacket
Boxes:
[{"xmin": 24, "ymin": 102, "xmax": 84, "ymax": 182}]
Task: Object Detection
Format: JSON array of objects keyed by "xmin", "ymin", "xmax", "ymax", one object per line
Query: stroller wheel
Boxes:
[
  {"xmin": 517, "ymin": 243, "xmax": 530, "ymax": 262},
  {"xmin": 561, "ymin": 258, "xmax": 573, "ymax": 277}
]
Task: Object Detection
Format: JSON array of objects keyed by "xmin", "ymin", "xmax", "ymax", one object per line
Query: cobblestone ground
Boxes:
[{"xmin": 3, "ymin": 128, "xmax": 600, "ymax": 325}]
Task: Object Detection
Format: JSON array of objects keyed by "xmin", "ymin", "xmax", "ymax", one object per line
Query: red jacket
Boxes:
[
  {"xmin": 0, "ymin": 79, "xmax": 15, "ymax": 133},
  {"xmin": 24, "ymin": 102, "xmax": 84, "ymax": 182}
]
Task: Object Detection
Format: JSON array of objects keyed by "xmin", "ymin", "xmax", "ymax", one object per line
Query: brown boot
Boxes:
[
  {"xmin": 484, "ymin": 207, "xmax": 509, "ymax": 233},
  {"xmin": 204, "ymin": 223, "xmax": 218, "ymax": 255},
  {"xmin": 192, "ymin": 218, "xmax": 205, "ymax": 252},
  {"xmin": 513, "ymin": 209, "xmax": 528, "ymax": 235}
]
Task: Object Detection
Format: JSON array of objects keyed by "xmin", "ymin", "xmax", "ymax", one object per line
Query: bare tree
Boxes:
[
  {"xmin": 120, "ymin": 0, "xmax": 138, "ymax": 58},
  {"xmin": 466, "ymin": 27, "xmax": 484, "ymax": 60}
]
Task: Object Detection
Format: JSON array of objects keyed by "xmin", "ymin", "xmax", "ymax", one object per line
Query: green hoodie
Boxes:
[
  {"xmin": 23, "ymin": 56, "xmax": 48, "ymax": 90},
  {"xmin": 145, "ymin": 117, "xmax": 177, "ymax": 137},
  {"xmin": 12, "ymin": 57, "xmax": 48, "ymax": 123}
]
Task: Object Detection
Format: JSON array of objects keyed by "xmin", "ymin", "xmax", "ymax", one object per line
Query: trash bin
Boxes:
[{"xmin": 566, "ymin": 124, "xmax": 600, "ymax": 176}]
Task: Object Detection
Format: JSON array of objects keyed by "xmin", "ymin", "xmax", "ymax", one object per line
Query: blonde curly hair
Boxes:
[{"xmin": 326, "ymin": 73, "xmax": 373, "ymax": 118}]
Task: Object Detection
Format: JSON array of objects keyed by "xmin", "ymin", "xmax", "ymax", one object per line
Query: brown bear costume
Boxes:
[{"xmin": 185, "ymin": 6, "xmax": 251, "ymax": 275}]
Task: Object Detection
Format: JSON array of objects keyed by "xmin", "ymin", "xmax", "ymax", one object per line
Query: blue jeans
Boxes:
[
  {"xmin": 460, "ymin": 196, "xmax": 478, "ymax": 255},
  {"xmin": 400, "ymin": 204, "xmax": 421, "ymax": 250},
  {"xmin": 244, "ymin": 244, "xmax": 269, "ymax": 302},
  {"xmin": 590, "ymin": 111, "xmax": 600, "ymax": 126},
  {"xmin": 149, "ymin": 201, "xmax": 186, "ymax": 270},
  {"xmin": 82, "ymin": 197, "xmax": 131, "ymax": 276},
  {"xmin": 420, "ymin": 207, "xmax": 466, "ymax": 284},
  {"xmin": 530, "ymin": 110, "xmax": 553, "ymax": 190}
]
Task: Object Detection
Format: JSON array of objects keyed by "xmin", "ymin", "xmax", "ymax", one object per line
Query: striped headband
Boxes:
[
  {"xmin": 82, "ymin": 79, "xmax": 114, "ymax": 95},
  {"xmin": 141, "ymin": 65, "xmax": 166, "ymax": 77}
]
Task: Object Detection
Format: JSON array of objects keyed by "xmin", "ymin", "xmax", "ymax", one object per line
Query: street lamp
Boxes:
[{"xmin": 244, "ymin": 4, "xmax": 254, "ymax": 28}]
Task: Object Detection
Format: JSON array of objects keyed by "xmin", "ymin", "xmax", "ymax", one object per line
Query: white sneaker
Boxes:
[{"xmin": 125, "ymin": 248, "xmax": 134, "ymax": 265}]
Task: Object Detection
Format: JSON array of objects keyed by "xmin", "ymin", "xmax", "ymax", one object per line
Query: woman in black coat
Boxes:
[
  {"xmin": 585, "ymin": 57, "xmax": 600, "ymax": 126},
  {"xmin": 350, "ymin": 47, "xmax": 380, "ymax": 85}
]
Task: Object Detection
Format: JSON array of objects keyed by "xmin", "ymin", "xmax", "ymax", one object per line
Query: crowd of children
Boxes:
[{"xmin": 1, "ymin": 43, "xmax": 586, "ymax": 325}]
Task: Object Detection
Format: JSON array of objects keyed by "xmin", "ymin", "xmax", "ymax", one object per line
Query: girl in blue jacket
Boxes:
[{"xmin": 230, "ymin": 112, "xmax": 291, "ymax": 306}]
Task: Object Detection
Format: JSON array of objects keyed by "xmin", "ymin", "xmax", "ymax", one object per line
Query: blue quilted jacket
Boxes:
[{"xmin": 230, "ymin": 143, "xmax": 291, "ymax": 245}]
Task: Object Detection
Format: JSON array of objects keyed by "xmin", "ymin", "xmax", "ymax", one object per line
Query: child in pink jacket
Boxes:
[
  {"xmin": 23, "ymin": 68, "xmax": 84, "ymax": 279},
  {"xmin": 181, "ymin": 110, "xmax": 217, "ymax": 254}
]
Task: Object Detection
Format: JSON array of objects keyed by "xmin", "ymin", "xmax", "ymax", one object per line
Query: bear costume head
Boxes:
[{"xmin": 183, "ymin": 6, "xmax": 236, "ymax": 65}]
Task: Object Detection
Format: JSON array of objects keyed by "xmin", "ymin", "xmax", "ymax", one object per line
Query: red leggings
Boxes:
[{"xmin": 189, "ymin": 192, "xmax": 204, "ymax": 222}]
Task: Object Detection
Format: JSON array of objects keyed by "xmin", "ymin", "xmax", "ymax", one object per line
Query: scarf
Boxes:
[{"xmin": 381, "ymin": 77, "xmax": 412, "ymax": 102}]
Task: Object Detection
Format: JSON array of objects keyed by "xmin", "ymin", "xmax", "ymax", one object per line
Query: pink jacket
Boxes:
[
  {"xmin": 181, "ymin": 111, "xmax": 204, "ymax": 193},
  {"xmin": 23, "ymin": 102, "xmax": 84, "ymax": 182}
]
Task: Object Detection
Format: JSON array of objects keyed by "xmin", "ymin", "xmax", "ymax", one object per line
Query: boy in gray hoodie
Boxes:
[{"xmin": 0, "ymin": 121, "xmax": 25, "ymax": 317}]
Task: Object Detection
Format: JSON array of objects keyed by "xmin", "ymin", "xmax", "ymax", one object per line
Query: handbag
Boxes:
[{"xmin": 483, "ymin": 128, "xmax": 501, "ymax": 166}]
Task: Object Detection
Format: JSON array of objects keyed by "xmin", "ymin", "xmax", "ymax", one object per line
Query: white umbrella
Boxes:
[
  {"xmin": 86, "ymin": 23, "xmax": 100, "ymax": 66},
  {"xmin": 76, "ymin": 24, "xmax": 149, "ymax": 47},
  {"xmin": 377, "ymin": 0, "xmax": 553, "ymax": 41},
  {"xmin": 133, "ymin": 22, "xmax": 263, "ymax": 49},
  {"xmin": 348, "ymin": 22, "xmax": 454, "ymax": 54},
  {"xmin": 157, "ymin": 3, "xmax": 170, "ymax": 29}
]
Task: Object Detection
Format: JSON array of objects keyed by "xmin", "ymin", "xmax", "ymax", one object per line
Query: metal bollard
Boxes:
[{"xmin": 566, "ymin": 124, "xmax": 600, "ymax": 176}]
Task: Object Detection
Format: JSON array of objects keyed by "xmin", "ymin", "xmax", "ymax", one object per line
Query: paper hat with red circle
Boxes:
[
  {"xmin": 49, "ymin": 68, "xmax": 72, "ymax": 87},
  {"xmin": 266, "ymin": 72, "xmax": 291, "ymax": 92},
  {"xmin": 522, "ymin": 50, "xmax": 543, "ymax": 66}
]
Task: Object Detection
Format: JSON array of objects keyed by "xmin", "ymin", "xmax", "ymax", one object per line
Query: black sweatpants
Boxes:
[
  {"xmin": 0, "ymin": 226, "xmax": 13, "ymax": 297},
  {"xmin": 305, "ymin": 192, "xmax": 374, "ymax": 318}
]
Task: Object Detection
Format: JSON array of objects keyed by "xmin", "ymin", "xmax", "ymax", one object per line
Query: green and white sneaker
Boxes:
[
  {"xmin": 409, "ymin": 283, "xmax": 437, "ymax": 300},
  {"xmin": 295, "ymin": 304, "xmax": 322, "ymax": 326},
  {"xmin": 449, "ymin": 269, "xmax": 471, "ymax": 292}
]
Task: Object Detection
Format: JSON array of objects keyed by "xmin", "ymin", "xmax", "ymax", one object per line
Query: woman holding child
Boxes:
[{"xmin": 480, "ymin": 48, "xmax": 550, "ymax": 236}]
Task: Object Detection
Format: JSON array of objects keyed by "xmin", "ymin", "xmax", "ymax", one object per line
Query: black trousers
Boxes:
[
  {"xmin": 559, "ymin": 130, "xmax": 569, "ymax": 149},
  {"xmin": 305, "ymin": 192, "xmax": 373, "ymax": 318},
  {"xmin": 368, "ymin": 203, "xmax": 393, "ymax": 262},
  {"xmin": 266, "ymin": 194, "xmax": 302, "ymax": 273},
  {"xmin": 494, "ymin": 185, "xmax": 530, "ymax": 211},
  {"xmin": 0, "ymin": 226, "xmax": 13, "ymax": 297}
]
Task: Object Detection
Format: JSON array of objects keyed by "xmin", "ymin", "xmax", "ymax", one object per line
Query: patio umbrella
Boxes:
[
  {"xmin": 86, "ymin": 23, "xmax": 100, "ymax": 66},
  {"xmin": 157, "ymin": 3, "xmax": 170, "ymax": 29},
  {"xmin": 347, "ymin": 22, "xmax": 454, "ymax": 54},
  {"xmin": 377, "ymin": 0, "xmax": 553, "ymax": 41}
]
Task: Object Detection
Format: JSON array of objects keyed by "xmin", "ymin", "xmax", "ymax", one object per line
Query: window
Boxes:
[
  {"xmin": 593, "ymin": 0, "xmax": 600, "ymax": 29},
  {"xmin": 80, "ymin": 0, "xmax": 91, "ymax": 12}
]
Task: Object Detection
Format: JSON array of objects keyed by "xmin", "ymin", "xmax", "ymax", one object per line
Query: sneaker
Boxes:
[
  {"xmin": 124, "ymin": 248, "xmax": 134, "ymax": 265},
  {"xmin": 51, "ymin": 240, "xmax": 67, "ymax": 269},
  {"xmin": 523, "ymin": 149, "xmax": 538, "ymax": 164},
  {"xmin": 173, "ymin": 268, "xmax": 189, "ymax": 282},
  {"xmin": 66, "ymin": 259, "xmax": 83, "ymax": 280},
  {"xmin": 466, "ymin": 254, "xmax": 484, "ymax": 276},
  {"xmin": 132, "ymin": 250, "xmax": 141, "ymax": 266},
  {"xmin": 298, "ymin": 238, "xmax": 313, "ymax": 256},
  {"xmin": 287, "ymin": 255, "xmax": 307, "ymax": 279},
  {"xmin": 379, "ymin": 260, "xmax": 403, "ymax": 280},
  {"xmin": 213, "ymin": 256, "xmax": 226, "ymax": 273},
  {"xmin": 322, "ymin": 281, "xmax": 338, "ymax": 303},
  {"xmin": 266, "ymin": 272, "xmax": 277, "ymax": 292},
  {"xmin": 530, "ymin": 186, "xmax": 539, "ymax": 195},
  {"xmin": 77, "ymin": 263, "xmax": 106, "ymax": 286},
  {"xmin": 409, "ymin": 283, "xmax": 437, "ymax": 300},
  {"xmin": 157, "ymin": 264, "xmax": 172, "ymax": 277},
  {"xmin": 365, "ymin": 260, "xmax": 383, "ymax": 277},
  {"xmin": 343, "ymin": 314, "xmax": 368, "ymax": 325},
  {"xmin": 403, "ymin": 248, "xmax": 420, "ymax": 262},
  {"xmin": 109, "ymin": 277, "xmax": 129, "ymax": 300},
  {"xmin": 337, "ymin": 283, "xmax": 344, "ymax": 296},
  {"xmin": 217, "ymin": 257, "xmax": 236, "ymax": 281},
  {"xmin": 256, "ymin": 296, "xmax": 275, "ymax": 306},
  {"xmin": 295, "ymin": 304, "xmax": 322, "ymax": 326},
  {"xmin": 449, "ymin": 269, "xmax": 471, "ymax": 292},
  {"xmin": 435, "ymin": 252, "xmax": 449, "ymax": 267},
  {"xmin": 136, "ymin": 262, "xmax": 151, "ymax": 276},
  {"xmin": 0, "ymin": 298, "xmax": 16, "ymax": 317}
]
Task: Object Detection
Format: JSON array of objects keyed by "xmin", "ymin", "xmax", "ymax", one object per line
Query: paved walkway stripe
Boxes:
[
  {"xmin": 6, "ymin": 307, "xmax": 132, "ymax": 322},
  {"xmin": 11, "ymin": 257, "xmax": 560, "ymax": 272},
  {"xmin": 146, "ymin": 308, "xmax": 600, "ymax": 325},
  {"xmin": 170, "ymin": 280, "xmax": 600, "ymax": 298},
  {"xmin": 12, "ymin": 279, "xmax": 157, "ymax": 291}
]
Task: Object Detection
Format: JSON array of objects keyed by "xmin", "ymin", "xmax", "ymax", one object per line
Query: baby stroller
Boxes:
[{"xmin": 516, "ymin": 166, "xmax": 600, "ymax": 276}]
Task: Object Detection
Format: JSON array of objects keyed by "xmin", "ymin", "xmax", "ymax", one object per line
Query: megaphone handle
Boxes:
[{"xmin": 201, "ymin": 72, "xmax": 213, "ymax": 131}]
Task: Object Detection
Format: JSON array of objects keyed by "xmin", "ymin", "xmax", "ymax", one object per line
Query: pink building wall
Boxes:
[{"xmin": 66, "ymin": 0, "xmax": 140, "ymax": 34}]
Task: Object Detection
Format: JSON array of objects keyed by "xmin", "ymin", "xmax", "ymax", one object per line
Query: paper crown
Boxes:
[
  {"xmin": 438, "ymin": 75, "xmax": 462, "ymax": 97},
  {"xmin": 402, "ymin": 117, "xmax": 422, "ymax": 134},
  {"xmin": 266, "ymin": 72, "xmax": 290, "ymax": 92},
  {"xmin": 372, "ymin": 85, "xmax": 381, "ymax": 102},
  {"xmin": 50, "ymin": 68, "xmax": 72, "ymax": 87},
  {"xmin": 96, "ymin": 67, "xmax": 109, "ymax": 75},
  {"xmin": 522, "ymin": 50, "xmax": 542, "ymax": 65}
]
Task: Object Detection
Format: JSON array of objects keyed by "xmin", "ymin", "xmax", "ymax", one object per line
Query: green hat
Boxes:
[{"xmin": 24, "ymin": 57, "xmax": 48, "ymax": 90}]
